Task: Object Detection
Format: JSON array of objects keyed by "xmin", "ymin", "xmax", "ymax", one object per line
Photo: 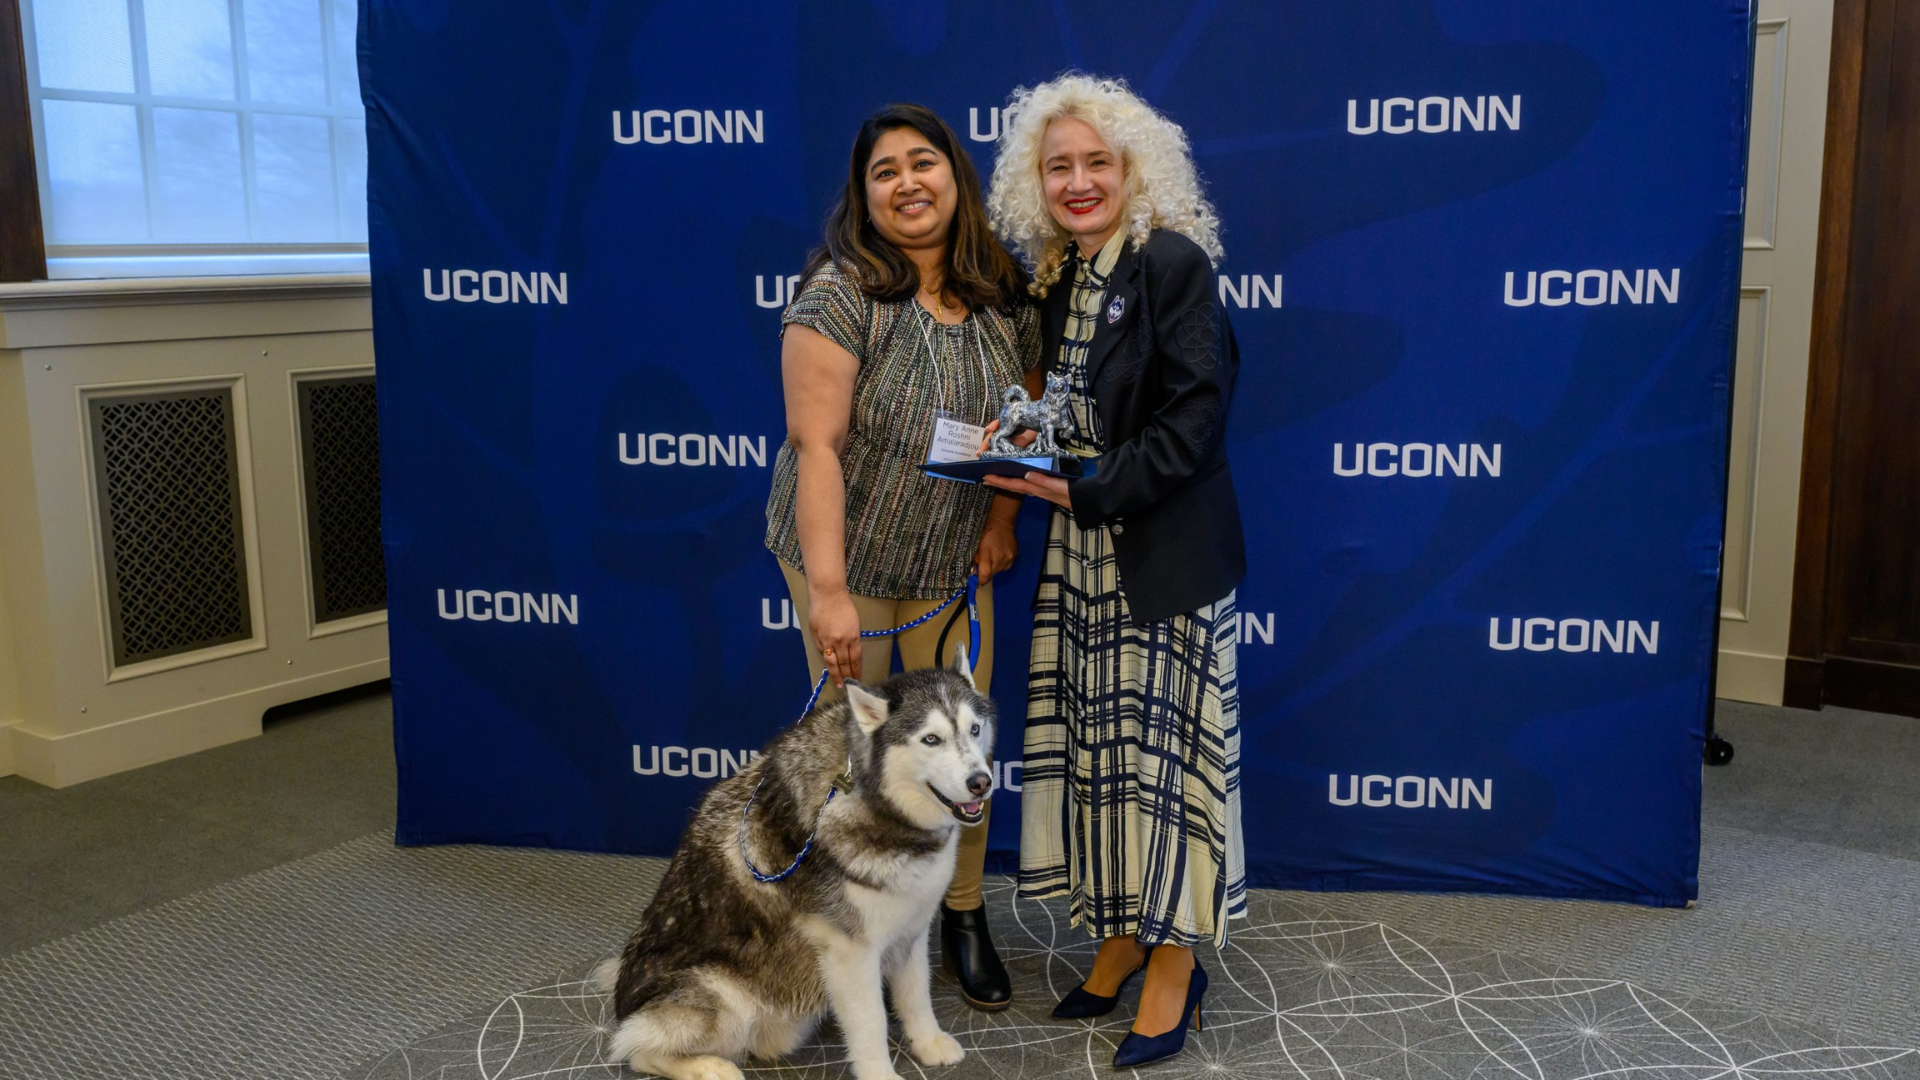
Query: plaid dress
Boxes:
[{"xmin": 1018, "ymin": 237, "xmax": 1246, "ymax": 949}]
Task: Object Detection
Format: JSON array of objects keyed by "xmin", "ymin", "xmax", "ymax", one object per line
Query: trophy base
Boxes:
[{"xmin": 922, "ymin": 454, "xmax": 1093, "ymax": 484}]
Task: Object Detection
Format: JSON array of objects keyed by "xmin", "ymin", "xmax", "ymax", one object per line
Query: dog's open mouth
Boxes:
[{"xmin": 928, "ymin": 784, "xmax": 986, "ymax": 825}]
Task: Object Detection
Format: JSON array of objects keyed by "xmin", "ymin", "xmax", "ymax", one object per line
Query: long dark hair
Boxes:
[{"xmin": 803, "ymin": 103, "xmax": 1027, "ymax": 312}]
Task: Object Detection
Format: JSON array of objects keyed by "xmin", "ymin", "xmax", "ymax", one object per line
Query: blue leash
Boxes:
[{"xmin": 740, "ymin": 572, "xmax": 981, "ymax": 884}]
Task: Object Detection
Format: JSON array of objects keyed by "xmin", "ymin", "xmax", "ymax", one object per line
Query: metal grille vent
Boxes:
[
  {"xmin": 90, "ymin": 389, "xmax": 252, "ymax": 666},
  {"xmin": 297, "ymin": 376, "xmax": 386, "ymax": 622}
]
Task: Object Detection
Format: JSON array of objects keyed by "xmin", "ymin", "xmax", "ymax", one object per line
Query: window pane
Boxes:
[
  {"xmin": 329, "ymin": 0, "xmax": 360, "ymax": 108},
  {"xmin": 31, "ymin": 0, "xmax": 136, "ymax": 92},
  {"xmin": 41, "ymin": 99, "xmax": 147, "ymax": 242},
  {"xmin": 146, "ymin": 0, "xmax": 237, "ymax": 99},
  {"xmin": 252, "ymin": 112, "xmax": 335, "ymax": 239},
  {"xmin": 243, "ymin": 0, "xmax": 326, "ymax": 105},
  {"xmin": 152, "ymin": 108, "xmax": 246, "ymax": 240},
  {"xmin": 336, "ymin": 117, "xmax": 367, "ymax": 240}
]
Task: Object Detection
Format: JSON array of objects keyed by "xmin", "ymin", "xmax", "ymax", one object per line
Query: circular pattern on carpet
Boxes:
[{"xmin": 354, "ymin": 884, "xmax": 1920, "ymax": 1080}]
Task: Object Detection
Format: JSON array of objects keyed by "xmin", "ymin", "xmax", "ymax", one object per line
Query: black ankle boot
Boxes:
[{"xmin": 941, "ymin": 904, "xmax": 1012, "ymax": 1011}]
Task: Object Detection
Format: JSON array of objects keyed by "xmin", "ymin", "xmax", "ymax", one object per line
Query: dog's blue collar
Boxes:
[{"xmin": 738, "ymin": 768, "xmax": 843, "ymax": 885}]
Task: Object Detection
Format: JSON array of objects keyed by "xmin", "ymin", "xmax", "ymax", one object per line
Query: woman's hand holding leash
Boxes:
[
  {"xmin": 973, "ymin": 521, "xmax": 1016, "ymax": 584},
  {"xmin": 810, "ymin": 588, "xmax": 862, "ymax": 687}
]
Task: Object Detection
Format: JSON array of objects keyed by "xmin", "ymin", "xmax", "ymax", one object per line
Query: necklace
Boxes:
[{"xmin": 919, "ymin": 278, "xmax": 951, "ymax": 319}]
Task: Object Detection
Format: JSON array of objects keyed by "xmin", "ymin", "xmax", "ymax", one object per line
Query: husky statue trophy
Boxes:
[
  {"xmin": 922, "ymin": 372, "xmax": 1092, "ymax": 483},
  {"xmin": 983, "ymin": 373, "xmax": 1076, "ymax": 460}
]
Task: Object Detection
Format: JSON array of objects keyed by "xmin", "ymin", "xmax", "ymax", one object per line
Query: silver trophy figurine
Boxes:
[
  {"xmin": 983, "ymin": 373, "xmax": 1076, "ymax": 459},
  {"xmin": 925, "ymin": 372, "xmax": 1090, "ymax": 483}
]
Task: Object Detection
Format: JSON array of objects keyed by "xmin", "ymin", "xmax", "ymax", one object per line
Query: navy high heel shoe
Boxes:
[
  {"xmin": 1051, "ymin": 953, "xmax": 1150, "ymax": 1019},
  {"xmin": 1110, "ymin": 961, "xmax": 1207, "ymax": 1068}
]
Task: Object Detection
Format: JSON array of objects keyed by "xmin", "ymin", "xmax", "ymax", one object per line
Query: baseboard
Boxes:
[
  {"xmin": 8, "ymin": 658, "xmax": 390, "ymax": 789},
  {"xmin": 0, "ymin": 720, "xmax": 16, "ymax": 778},
  {"xmin": 1779, "ymin": 654, "xmax": 1920, "ymax": 718},
  {"xmin": 1783, "ymin": 656, "xmax": 1824, "ymax": 709},
  {"xmin": 1822, "ymin": 655, "xmax": 1920, "ymax": 719},
  {"xmin": 1714, "ymin": 649, "xmax": 1785, "ymax": 705}
]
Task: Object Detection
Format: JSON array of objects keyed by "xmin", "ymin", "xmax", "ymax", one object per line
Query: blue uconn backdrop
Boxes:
[{"xmin": 365, "ymin": 1, "xmax": 1750, "ymax": 905}]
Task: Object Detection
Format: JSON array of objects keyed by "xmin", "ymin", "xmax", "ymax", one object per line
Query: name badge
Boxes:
[{"xmin": 927, "ymin": 411, "xmax": 986, "ymax": 465}]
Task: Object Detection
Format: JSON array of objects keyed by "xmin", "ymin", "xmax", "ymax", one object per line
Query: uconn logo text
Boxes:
[
  {"xmin": 1490, "ymin": 618, "xmax": 1660, "ymax": 653},
  {"xmin": 1218, "ymin": 275, "xmax": 1282, "ymax": 309},
  {"xmin": 422, "ymin": 269, "xmax": 567, "ymax": 304},
  {"xmin": 1348, "ymin": 95, "xmax": 1520, "ymax": 134},
  {"xmin": 613, "ymin": 109, "xmax": 764, "ymax": 144},
  {"xmin": 1505, "ymin": 269, "xmax": 1679, "ymax": 307},
  {"xmin": 756, "ymin": 275, "xmax": 804, "ymax": 309},
  {"xmin": 619, "ymin": 434, "xmax": 768, "ymax": 467},
  {"xmin": 633, "ymin": 745, "xmax": 760, "ymax": 777},
  {"xmin": 1329, "ymin": 774, "xmax": 1493, "ymax": 809},
  {"xmin": 969, "ymin": 107, "xmax": 1012, "ymax": 141},
  {"xmin": 1335, "ymin": 443, "xmax": 1500, "ymax": 477},
  {"xmin": 437, "ymin": 590, "xmax": 579, "ymax": 624}
]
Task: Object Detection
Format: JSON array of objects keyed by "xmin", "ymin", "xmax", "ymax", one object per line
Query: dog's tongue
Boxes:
[{"xmin": 961, "ymin": 801, "xmax": 982, "ymax": 816}]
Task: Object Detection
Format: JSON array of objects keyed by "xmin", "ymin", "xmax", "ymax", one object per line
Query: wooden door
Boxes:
[{"xmin": 1788, "ymin": 0, "xmax": 1920, "ymax": 716}]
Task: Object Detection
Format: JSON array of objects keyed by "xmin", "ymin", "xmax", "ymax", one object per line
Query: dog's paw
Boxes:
[
  {"xmin": 908, "ymin": 1031, "xmax": 965, "ymax": 1068},
  {"xmin": 680, "ymin": 1056, "xmax": 745, "ymax": 1080}
]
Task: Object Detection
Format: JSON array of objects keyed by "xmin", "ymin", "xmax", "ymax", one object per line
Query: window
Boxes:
[{"xmin": 18, "ymin": 0, "xmax": 367, "ymax": 277}]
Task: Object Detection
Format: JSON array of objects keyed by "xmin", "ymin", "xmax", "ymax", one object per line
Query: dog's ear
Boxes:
[
  {"xmin": 949, "ymin": 641, "xmax": 974, "ymax": 685},
  {"xmin": 843, "ymin": 680, "xmax": 889, "ymax": 736}
]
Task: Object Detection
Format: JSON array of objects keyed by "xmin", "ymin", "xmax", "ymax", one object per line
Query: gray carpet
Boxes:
[
  {"xmin": 0, "ymin": 833, "xmax": 664, "ymax": 1079},
  {"xmin": 0, "ymin": 823, "xmax": 1914, "ymax": 1080},
  {"xmin": 344, "ymin": 865, "xmax": 1920, "ymax": 1080},
  {"xmin": 0, "ymin": 681, "xmax": 395, "ymax": 955},
  {"xmin": 1702, "ymin": 701, "xmax": 1920, "ymax": 862},
  {"xmin": 1, "ymin": 695, "xmax": 1916, "ymax": 1080}
]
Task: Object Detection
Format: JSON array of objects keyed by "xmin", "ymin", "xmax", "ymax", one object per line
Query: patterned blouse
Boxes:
[{"xmin": 765, "ymin": 264, "xmax": 1040, "ymax": 599}]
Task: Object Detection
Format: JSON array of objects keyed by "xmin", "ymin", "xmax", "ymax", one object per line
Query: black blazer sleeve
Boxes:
[{"xmin": 1066, "ymin": 235, "xmax": 1236, "ymax": 526}]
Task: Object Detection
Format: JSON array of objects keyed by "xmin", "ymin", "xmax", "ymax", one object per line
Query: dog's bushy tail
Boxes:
[{"xmin": 591, "ymin": 957, "xmax": 620, "ymax": 996}]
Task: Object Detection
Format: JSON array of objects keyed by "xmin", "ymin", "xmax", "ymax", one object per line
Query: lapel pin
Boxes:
[{"xmin": 1107, "ymin": 296, "xmax": 1125, "ymax": 323}]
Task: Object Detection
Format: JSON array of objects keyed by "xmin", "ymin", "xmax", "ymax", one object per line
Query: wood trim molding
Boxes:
[
  {"xmin": 0, "ymin": 0, "xmax": 48, "ymax": 282},
  {"xmin": 1819, "ymin": 656, "xmax": 1920, "ymax": 720},
  {"xmin": 0, "ymin": 273, "xmax": 372, "ymax": 311},
  {"xmin": 1785, "ymin": 0, "xmax": 1871, "ymax": 709}
]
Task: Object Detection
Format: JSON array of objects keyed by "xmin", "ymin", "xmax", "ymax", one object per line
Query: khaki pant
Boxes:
[{"xmin": 780, "ymin": 559, "xmax": 995, "ymax": 910}]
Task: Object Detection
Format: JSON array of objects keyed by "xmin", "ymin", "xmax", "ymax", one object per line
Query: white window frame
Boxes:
[{"xmin": 17, "ymin": 0, "xmax": 369, "ymax": 279}]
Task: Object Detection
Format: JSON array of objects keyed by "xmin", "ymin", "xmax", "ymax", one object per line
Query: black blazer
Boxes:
[{"xmin": 1043, "ymin": 229, "xmax": 1246, "ymax": 625}]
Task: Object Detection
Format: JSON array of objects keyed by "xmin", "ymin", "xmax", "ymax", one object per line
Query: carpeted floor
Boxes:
[
  {"xmin": 0, "ymin": 681, "xmax": 396, "ymax": 956},
  {"xmin": 0, "ymin": 692, "xmax": 1915, "ymax": 1080}
]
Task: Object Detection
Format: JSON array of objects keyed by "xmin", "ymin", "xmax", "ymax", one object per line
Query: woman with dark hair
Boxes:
[{"xmin": 763, "ymin": 103, "xmax": 1038, "ymax": 1011}]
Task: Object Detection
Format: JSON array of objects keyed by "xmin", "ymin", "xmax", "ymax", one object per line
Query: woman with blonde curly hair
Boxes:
[{"xmin": 981, "ymin": 73, "xmax": 1245, "ymax": 1068}]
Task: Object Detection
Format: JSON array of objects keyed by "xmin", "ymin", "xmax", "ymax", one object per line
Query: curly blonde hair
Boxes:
[{"xmin": 987, "ymin": 73, "xmax": 1223, "ymax": 297}]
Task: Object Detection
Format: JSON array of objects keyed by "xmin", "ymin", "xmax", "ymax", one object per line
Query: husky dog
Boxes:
[{"xmin": 597, "ymin": 647, "xmax": 995, "ymax": 1080}]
